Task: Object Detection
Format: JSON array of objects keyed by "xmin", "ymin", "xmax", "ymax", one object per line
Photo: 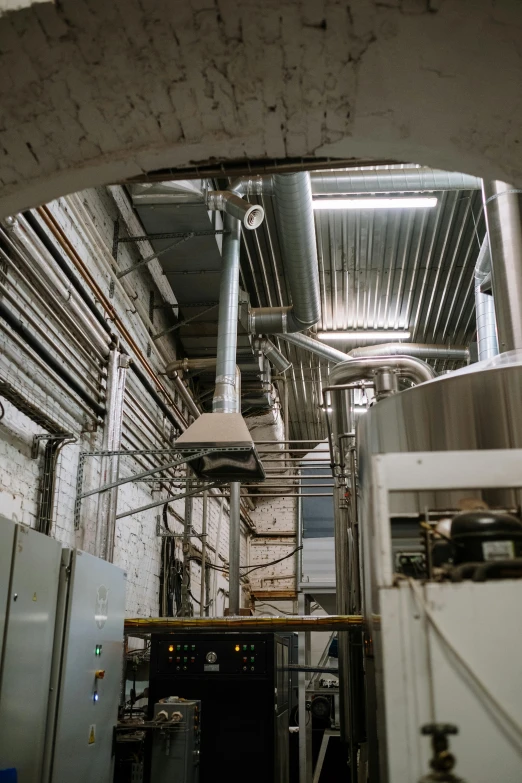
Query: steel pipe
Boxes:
[
  {"xmin": 124, "ymin": 615, "xmax": 364, "ymax": 634},
  {"xmin": 251, "ymin": 172, "xmax": 320, "ymax": 334},
  {"xmin": 207, "ymin": 191, "xmax": 264, "ymax": 230},
  {"xmin": 474, "ymin": 237, "xmax": 499, "ymax": 361},
  {"xmin": 228, "ymin": 482, "xmax": 241, "ymax": 614},
  {"xmin": 329, "ymin": 356, "xmax": 435, "ymax": 387},
  {"xmin": 255, "ymin": 338, "xmax": 292, "ymax": 373},
  {"xmin": 213, "ymin": 214, "xmax": 241, "ymax": 413},
  {"xmin": 310, "ymin": 167, "xmax": 481, "ymax": 195},
  {"xmin": 481, "ymin": 180, "xmax": 522, "ymax": 352},
  {"xmin": 348, "ymin": 342, "xmax": 469, "ymax": 362}
]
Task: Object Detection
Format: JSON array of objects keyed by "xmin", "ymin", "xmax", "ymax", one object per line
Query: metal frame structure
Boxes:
[
  {"xmin": 73, "ymin": 445, "xmax": 252, "ymax": 528},
  {"xmin": 370, "ymin": 448, "xmax": 522, "ymax": 783}
]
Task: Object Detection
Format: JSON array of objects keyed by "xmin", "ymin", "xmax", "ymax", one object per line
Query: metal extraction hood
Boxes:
[{"xmin": 175, "ymin": 413, "xmax": 265, "ymax": 481}]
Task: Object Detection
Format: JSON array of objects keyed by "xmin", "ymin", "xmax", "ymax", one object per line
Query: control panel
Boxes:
[{"xmin": 155, "ymin": 639, "xmax": 267, "ymax": 675}]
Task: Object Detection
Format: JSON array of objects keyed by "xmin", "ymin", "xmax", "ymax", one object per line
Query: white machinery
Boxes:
[
  {"xmin": 0, "ymin": 517, "xmax": 126, "ymax": 783},
  {"xmin": 365, "ymin": 449, "xmax": 522, "ymax": 783}
]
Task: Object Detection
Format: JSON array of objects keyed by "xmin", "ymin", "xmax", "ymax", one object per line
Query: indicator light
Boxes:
[
  {"xmin": 183, "ymin": 645, "xmax": 188, "ymax": 651},
  {"xmin": 243, "ymin": 657, "xmax": 247, "ymax": 663},
  {"xmin": 183, "ymin": 657, "xmax": 188, "ymax": 663},
  {"xmin": 93, "ymin": 691, "xmax": 99, "ymax": 703},
  {"xmin": 235, "ymin": 645, "xmax": 240, "ymax": 652},
  {"xmin": 251, "ymin": 657, "xmax": 255, "ymax": 663},
  {"xmin": 250, "ymin": 645, "xmax": 255, "ymax": 651},
  {"xmin": 95, "ymin": 670, "xmax": 105, "ymax": 679},
  {"xmin": 95, "ymin": 644, "xmax": 102, "ymax": 656},
  {"xmin": 243, "ymin": 645, "xmax": 247, "ymax": 651},
  {"xmin": 169, "ymin": 645, "xmax": 174, "ymax": 652},
  {"xmin": 191, "ymin": 644, "xmax": 196, "ymax": 650}
]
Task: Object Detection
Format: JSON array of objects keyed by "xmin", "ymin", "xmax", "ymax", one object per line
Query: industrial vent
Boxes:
[{"xmin": 176, "ymin": 413, "xmax": 265, "ymax": 482}]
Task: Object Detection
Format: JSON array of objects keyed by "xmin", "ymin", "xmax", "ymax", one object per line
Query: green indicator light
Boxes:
[
  {"xmin": 191, "ymin": 645, "xmax": 195, "ymax": 650},
  {"xmin": 250, "ymin": 645, "xmax": 255, "ymax": 651},
  {"xmin": 251, "ymin": 657, "xmax": 255, "ymax": 663},
  {"xmin": 243, "ymin": 645, "xmax": 247, "ymax": 651},
  {"xmin": 184, "ymin": 645, "xmax": 188, "ymax": 651},
  {"xmin": 95, "ymin": 644, "xmax": 102, "ymax": 656}
]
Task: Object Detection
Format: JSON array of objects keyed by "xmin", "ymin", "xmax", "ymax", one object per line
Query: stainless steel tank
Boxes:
[{"xmin": 358, "ymin": 351, "xmax": 522, "ymax": 515}]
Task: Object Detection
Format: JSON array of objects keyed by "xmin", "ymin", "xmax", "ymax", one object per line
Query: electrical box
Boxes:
[
  {"xmin": 44, "ymin": 548, "xmax": 126, "ymax": 783},
  {"xmin": 0, "ymin": 518, "xmax": 62, "ymax": 781},
  {"xmin": 150, "ymin": 699, "xmax": 201, "ymax": 783},
  {"xmin": 148, "ymin": 633, "xmax": 289, "ymax": 783}
]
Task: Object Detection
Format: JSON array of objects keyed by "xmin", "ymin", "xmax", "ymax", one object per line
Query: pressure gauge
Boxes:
[{"xmin": 205, "ymin": 651, "xmax": 217, "ymax": 664}]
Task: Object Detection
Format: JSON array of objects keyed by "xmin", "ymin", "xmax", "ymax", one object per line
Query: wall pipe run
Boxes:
[
  {"xmin": 0, "ymin": 299, "xmax": 105, "ymax": 417},
  {"xmin": 124, "ymin": 615, "xmax": 365, "ymax": 634},
  {"xmin": 481, "ymin": 180, "xmax": 522, "ymax": 353},
  {"xmin": 474, "ymin": 237, "xmax": 499, "ymax": 361}
]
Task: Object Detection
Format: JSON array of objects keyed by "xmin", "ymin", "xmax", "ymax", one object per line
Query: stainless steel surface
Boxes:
[
  {"xmin": 207, "ymin": 190, "xmax": 264, "ymax": 229},
  {"xmin": 48, "ymin": 550, "xmax": 126, "ymax": 783},
  {"xmin": 199, "ymin": 490, "xmax": 208, "ymax": 617},
  {"xmin": 150, "ymin": 700, "xmax": 201, "ymax": 783},
  {"xmin": 228, "ymin": 481, "xmax": 241, "ymax": 614},
  {"xmin": 474, "ymin": 237, "xmax": 499, "ymax": 361},
  {"xmin": 251, "ymin": 172, "xmax": 320, "ymax": 333},
  {"xmin": 482, "ymin": 180, "xmax": 522, "ymax": 352},
  {"xmin": 329, "ymin": 355, "xmax": 435, "ymax": 386},
  {"xmin": 214, "ymin": 214, "xmax": 241, "ymax": 413},
  {"xmin": 0, "ymin": 523, "xmax": 62, "ymax": 782},
  {"xmin": 255, "ymin": 337, "xmax": 292, "ymax": 373},
  {"xmin": 96, "ymin": 349, "xmax": 128, "ymax": 561},
  {"xmin": 349, "ymin": 342, "xmax": 469, "ymax": 361},
  {"xmin": 310, "ymin": 167, "xmax": 481, "ymax": 194}
]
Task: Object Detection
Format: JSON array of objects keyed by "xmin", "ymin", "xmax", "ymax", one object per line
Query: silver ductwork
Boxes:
[
  {"xmin": 250, "ymin": 172, "xmax": 321, "ymax": 334},
  {"xmin": 474, "ymin": 237, "xmax": 499, "ymax": 361},
  {"xmin": 207, "ymin": 191, "xmax": 265, "ymax": 230},
  {"xmin": 214, "ymin": 215, "xmax": 241, "ymax": 414},
  {"xmin": 254, "ymin": 338, "xmax": 292, "ymax": 373},
  {"xmin": 348, "ymin": 342, "xmax": 469, "ymax": 362},
  {"xmin": 276, "ymin": 331, "xmax": 467, "ymax": 365},
  {"xmin": 328, "ymin": 356, "xmax": 435, "ymax": 387},
  {"xmin": 481, "ymin": 180, "xmax": 522, "ymax": 352},
  {"xmin": 311, "ymin": 167, "xmax": 481, "ymax": 195}
]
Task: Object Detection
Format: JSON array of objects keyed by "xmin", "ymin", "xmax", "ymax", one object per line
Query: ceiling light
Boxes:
[
  {"xmin": 317, "ymin": 331, "xmax": 411, "ymax": 341},
  {"xmin": 313, "ymin": 197, "xmax": 437, "ymax": 210}
]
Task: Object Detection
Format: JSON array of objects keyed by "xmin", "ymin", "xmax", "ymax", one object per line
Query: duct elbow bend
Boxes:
[{"xmin": 207, "ymin": 191, "xmax": 264, "ymax": 230}]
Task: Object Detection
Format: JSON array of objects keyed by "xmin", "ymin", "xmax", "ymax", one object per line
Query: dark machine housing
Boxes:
[{"xmin": 148, "ymin": 632, "xmax": 289, "ymax": 783}]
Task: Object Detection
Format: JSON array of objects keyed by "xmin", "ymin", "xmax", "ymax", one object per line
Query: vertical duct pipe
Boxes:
[
  {"xmin": 95, "ymin": 349, "xmax": 129, "ymax": 561},
  {"xmin": 482, "ymin": 180, "xmax": 522, "ymax": 352},
  {"xmin": 213, "ymin": 213, "xmax": 242, "ymax": 613},
  {"xmin": 474, "ymin": 237, "xmax": 499, "ymax": 361}
]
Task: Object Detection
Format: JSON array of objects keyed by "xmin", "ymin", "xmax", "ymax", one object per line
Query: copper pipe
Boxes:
[
  {"xmin": 124, "ymin": 615, "xmax": 365, "ymax": 634},
  {"xmin": 37, "ymin": 206, "xmax": 188, "ymax": 428}
]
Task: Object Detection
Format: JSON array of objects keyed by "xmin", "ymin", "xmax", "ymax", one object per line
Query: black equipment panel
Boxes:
[
  {"xmin": 148, "ymin": 633, "xmax": 289, "ymax": 783},
  {"xmin": 154, "ymin": 638, "xmax": 267, "ymax": 675}
]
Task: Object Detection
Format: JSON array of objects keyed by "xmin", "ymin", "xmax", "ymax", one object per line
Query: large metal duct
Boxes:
[
  {"xmin": 348, "ymin": 342, "xmax": 469, "ymax": 362},
  {"xmin": 481, "ymin": 180, "xmax": 522, "ymax": 352},
  {"xmin": 250, "ymin": 172, "xmax": 321, "ymax": 334},
  {"xmin": 311, "ymin": 167, "xmax": 481, "ymax": 195},
  {"xmin": 474, "ymin": 237, "xmax": 499, "ymax": 361},
  {"xmin": 254, "ymin": 338, "xmax": 292, "ymax": 373},
  {"xmin": 276, "ymin": 331, "xmax": 466, "ymax": 365},
  {"xmin": 329, "ymin": 356, "xmax": 435, "ymax": 387},
  {"xmin": 207, "ymin": 191, "xmax": 264, "ymax": 230}
]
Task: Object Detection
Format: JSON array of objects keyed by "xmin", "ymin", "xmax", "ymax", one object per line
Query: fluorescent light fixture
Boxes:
[
  {"xmin": 318, "ymin": 330, "xmax": 411, "ymax": 341},
  {"xmin": 313, "ymin": 197, "xmax": 437, "ymax": 210},
  {"xmin": 354, "ymin": 406, "xmax": 368, "ymax": 414}
]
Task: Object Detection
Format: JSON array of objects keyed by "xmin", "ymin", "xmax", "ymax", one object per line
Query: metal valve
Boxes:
[{"xmin": 418, "ymin": 723, "xmax": 467, "ymax": 783}]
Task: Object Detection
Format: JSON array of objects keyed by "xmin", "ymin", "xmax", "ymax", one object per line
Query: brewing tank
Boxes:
[{"xmin": 358, "ymin": 351, "xmax": 522, "ymax": 515}]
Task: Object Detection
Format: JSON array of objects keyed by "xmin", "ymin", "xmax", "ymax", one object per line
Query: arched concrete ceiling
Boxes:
[{"xmin": 0, "ymin": 0, "xmax": 521, "ymax": 215}]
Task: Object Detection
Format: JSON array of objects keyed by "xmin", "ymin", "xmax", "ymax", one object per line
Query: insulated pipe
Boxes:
[
  {"xmin": 213, "ymin": 214, "xmax": 241, "ymax": 414},
  {"xmin": 481, "ymin": 180, "xmax": 522, "ymax": 352},
  {"xmin": 207, "ymin": 191, "xmax": 265, "ymax": 230},
  {"xmin": 310, "ymin": 167, "xmax": 481, "ymax": 195},
  {"xmin": 251, "ymin": 172, "xmax": 320, "ymax": 334},
  {"xmin": 474, "ymin": 237, "xmax": 499, "ymax": 361},
  {"xmin": 276, "ymin": 332, "xmax": 355, "ymax": 363},
  {"xmin": 254, "ymin": 338, "xmax": 292, "ymax": 373},
  {"xmin": 124, "ymin": 615, "xmax": 365, "ymax": 633}
]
